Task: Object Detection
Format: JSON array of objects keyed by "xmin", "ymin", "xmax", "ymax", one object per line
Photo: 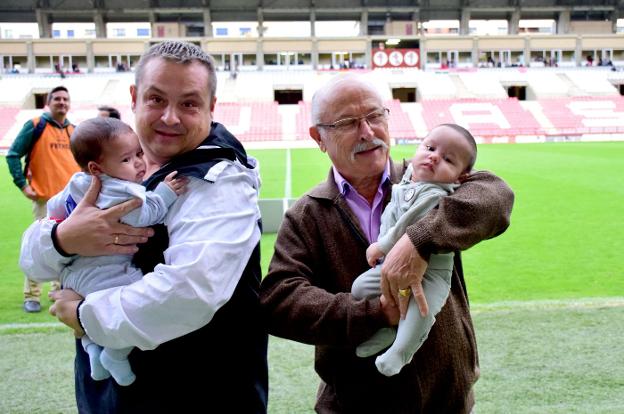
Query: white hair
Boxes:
[{"xmin": 310, "ymin": 74, "xmax": 383, "ymax": 125}]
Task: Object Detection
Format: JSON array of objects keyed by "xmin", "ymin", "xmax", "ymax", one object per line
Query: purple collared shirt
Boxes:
[{"xmin": 332, "ymin": 162, "xmax": 392, "ymax": 243}]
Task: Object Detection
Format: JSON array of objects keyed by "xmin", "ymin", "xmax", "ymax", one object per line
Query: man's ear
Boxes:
[
  {"xmin": 309, "ymin": 126, "xmax": 326, "ymax": 152},
  {"xmin": 87, "ymin": 161, "xmax": 104, "ymax": 176},
  {"xmin": 210, "ymin": 96, "xmax": 217, "ymax": 113},
  {"xmin": 457, "ymin": 171, "xmax": 471, "ymax": 183},
  {"xmin": 130, "ymin": 85, "xmax": 137, "ymax": 112}
]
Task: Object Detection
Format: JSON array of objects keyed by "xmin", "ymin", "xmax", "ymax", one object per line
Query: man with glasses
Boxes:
[{"xmin": 260, "ymin": 75, "xmax": 514, "ymax": 412}]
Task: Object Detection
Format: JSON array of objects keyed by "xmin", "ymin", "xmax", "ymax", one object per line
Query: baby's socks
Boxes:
[
  {"xmin": 100, "ymin": 348, "xmax": 136, "ymax": 386},
  {"xmin": 81, "ymin": 336, "xmax": 110, "ymax": 381}
]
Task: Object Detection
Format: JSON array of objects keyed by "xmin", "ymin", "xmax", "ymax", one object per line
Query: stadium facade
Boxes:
[{"xmin": 1, "ymin": 1, "xmax": 624, "ymax": 73}]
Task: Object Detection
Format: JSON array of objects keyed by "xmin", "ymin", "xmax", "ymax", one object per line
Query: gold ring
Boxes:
[
  {"xmin": 398, "ymin": 288, "xmax": 411, "ymax": 298},
  {"xmin": 114, "ymin": 235, "xmax": 119, "ymax": 245}
]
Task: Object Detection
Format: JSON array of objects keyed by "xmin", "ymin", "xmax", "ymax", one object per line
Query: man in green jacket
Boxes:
[{"xmin": 6, "ymin": 86, "xmax": 80, "ymax": 313}]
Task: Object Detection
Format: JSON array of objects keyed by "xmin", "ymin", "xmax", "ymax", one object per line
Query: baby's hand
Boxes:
[
  {"xmin": 164, "ymin": 171, "xmax": 189, "ymax": 195},
  {"xmin": 366, "ymin": 242, "xmax": 384, "ymax": 267}
]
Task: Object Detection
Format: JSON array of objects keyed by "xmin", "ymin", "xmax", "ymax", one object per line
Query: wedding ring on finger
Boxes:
[
  {"xmin": 114, "ymin": 235, "xmax": 119, "ymax": 245},
  {"xmin": 398, "ymin": 288, "xmax": 411, "ymax": 298}
]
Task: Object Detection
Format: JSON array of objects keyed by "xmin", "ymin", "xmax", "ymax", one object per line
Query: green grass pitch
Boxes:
[
  {"xmin": 250, "ymin": 141, "xmax": 624, "ymax": 303},
  {"xmin": 1, "ymin": 141, "xmax": 623, "ymax": 412},
  {"xmin": 2, "ymin": 141, "xmax": 624, "ymax": 316}
]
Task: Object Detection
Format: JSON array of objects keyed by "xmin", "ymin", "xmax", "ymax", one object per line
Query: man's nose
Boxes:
[
  {"xmin": 161, "ymin": 106, "xmax": 180, "ymax": 125},
  {"xmin": 357, "ymin": 117, "xmax": 375, "ymax": 140}
]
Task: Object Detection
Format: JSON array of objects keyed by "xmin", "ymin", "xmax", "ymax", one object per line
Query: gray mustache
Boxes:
[{"xmin": 351, "ymin": 138, "xmax": 389, "ymax": 160}]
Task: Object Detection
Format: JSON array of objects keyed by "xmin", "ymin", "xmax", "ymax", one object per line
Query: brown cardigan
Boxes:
[{"xmin": 260, "ymin": 159, "xmax": 514, "ymax": 413}]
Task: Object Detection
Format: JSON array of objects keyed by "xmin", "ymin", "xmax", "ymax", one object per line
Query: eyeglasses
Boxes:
[{"xmin": 316, "ymin": 108, "xmax": 390, "ymax": 132}]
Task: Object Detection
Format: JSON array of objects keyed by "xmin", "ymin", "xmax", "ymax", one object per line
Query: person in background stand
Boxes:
[
  {"xmin": 97, "ymin": 105, "xmax": 121, "ymax": 120},
  {"xmin": 6, "ymin": 85, "xmax": 79, "ymax": 313}
]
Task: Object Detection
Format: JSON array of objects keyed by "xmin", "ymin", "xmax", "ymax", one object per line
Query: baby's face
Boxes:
[
  {"xmin": 411, "ymin": 126, "xmax": 473, "ymax": 183},
  {"xmin": 97, "ymin": 132, "xmax": 146, "ymax": 183}
]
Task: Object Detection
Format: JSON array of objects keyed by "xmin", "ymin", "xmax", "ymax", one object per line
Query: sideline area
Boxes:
[
  {"xmin": 4, "ymin": 296, "xmax": 622, "ymax": 333},
  {"xmin": 2, "ymin": 299, "xmax": 623, "ymax": 413}
]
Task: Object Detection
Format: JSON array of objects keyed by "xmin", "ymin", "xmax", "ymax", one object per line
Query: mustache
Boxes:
[
  {"xmin": 351, "ymin": 138, "xmax": 389, "ymax": 161},
  {"xmin": 152, "ymin": 122, "xmax": 186, "ymax": 135}
]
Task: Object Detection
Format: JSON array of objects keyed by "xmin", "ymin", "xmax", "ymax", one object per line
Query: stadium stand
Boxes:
[
  {"xmin": 539, "ymin": 96, "xmax": 624, "ymax": 136},
  {"xmin": 214, "ymin": 101, "xmax": 283, "ymax": 142},
  {"xmin": 295, "ymin": 101, "xmax": 312, "ymax": 141},
  {"xmin": 457, "ymin": 72, "xmax": 508, "ymax": 99},
  {"xmin": 419, "ymin": 97, "xmax": 540, "ymax": 140},
  {"xmin": 526, "ymin": 71, "xmax": 572, "ymax": 99},
  {"xmin": 2, "ymin": 67, "xmax": 624, "ymax": 151},
  {"xmin": 415, "ymin": 71, "xmax": 458, "ymax": 100},
  {"xmin": 385, "ymin": 99, "xmax": 417, "ymax": 139},
  {"xmin": 0, "ymin": 107, "xmax": 20, "ymax": 149},
  {"xmin": 563, "ymin": 71, "xmax": 620, "ymax": 96}
]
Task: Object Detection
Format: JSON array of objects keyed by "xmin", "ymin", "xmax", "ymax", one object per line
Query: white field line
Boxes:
[
  {"xmin": 284, "ymin": 148, "xmax": 292, "ymax": 199},
  {"xmin": 471, "ymin": 296, "xmax": 624, "ymax": 314},
  {"xmin": 2, "ymin": 297, "xmax": 622, "ymax": 333},
  {"xmin": 278, "ymin": 105, "xmax": 299, "ymax": 142},
  {"xmin": 0, "ymin": 321, "xmax": 63, "ymax": 332},
  {"xmin": 282, "ymin": 148, "xmax": 292, "ymax": 213}
]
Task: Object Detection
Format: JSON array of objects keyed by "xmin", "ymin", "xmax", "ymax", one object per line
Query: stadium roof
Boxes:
[{"xmin": 0, "ymin": 0, "xmax": 622, "ymax": 24}]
